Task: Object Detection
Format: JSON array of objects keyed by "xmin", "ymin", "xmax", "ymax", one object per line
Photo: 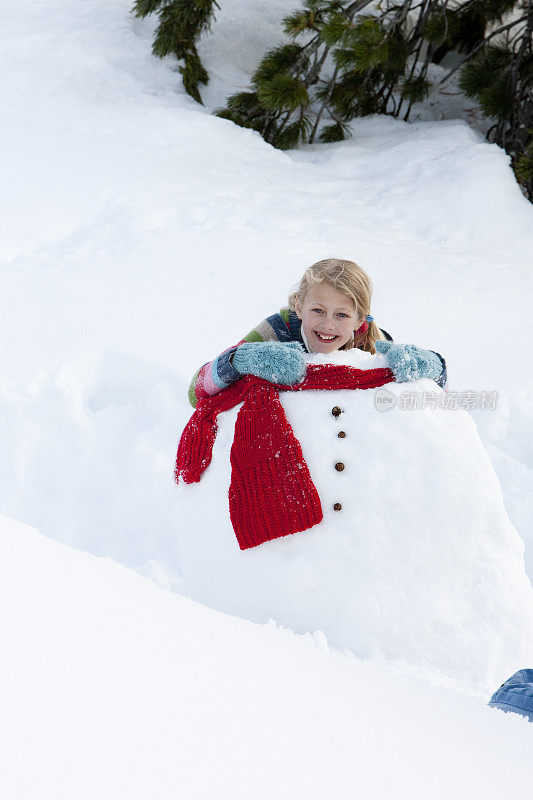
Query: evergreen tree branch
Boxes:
[
  {"xmin": 437, "ymin": 14, "xmax": 529, "ymax": 85},
  {"xmin": 135, "ymin": 0, "xmax": 532, "ymax": 201},
  {"xmin": 310, "ymin": 65, "xmax": 341, "ymax": 141}
]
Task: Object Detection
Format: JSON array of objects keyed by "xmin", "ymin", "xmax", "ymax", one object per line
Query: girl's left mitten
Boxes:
[{"xmin": 375, "ymin": 341, "xmax": 442, "ymax": 383}]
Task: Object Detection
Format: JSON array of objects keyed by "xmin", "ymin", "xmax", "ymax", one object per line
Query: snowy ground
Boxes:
[
  {"xmin": 176, "ymin": 348, "xmax": 533, "ymax": 691},
  {"xmin": 2, "ymin": 1, "xmax": 533, "ymax": 794},
  {"xmin": 2, "ymin": 0, "xmax": 532, "ymax": 579},
  {"xmin": 3, "ymin": 512, "xmax": 533, "ymax": 800}
]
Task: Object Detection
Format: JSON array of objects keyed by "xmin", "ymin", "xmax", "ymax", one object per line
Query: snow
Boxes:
[
  {"xmin": 2, "ymin": 512, "xmax": 533, "ymax": 800},
  {"xmin": 2, "ymin": 0, "xmax": 533, "ymax": 792},
  {"xmin": 2, "ymin": 0, "xmax": 532, "ymax": 578},
  {"xmin": 177, "ymin": 348, "xmax": 533, "ymax": 691}
]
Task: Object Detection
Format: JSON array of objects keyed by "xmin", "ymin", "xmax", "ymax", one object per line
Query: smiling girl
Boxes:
[{"xmin": 188, "ymin": 258, "xmax": 447, "ymax": 407}]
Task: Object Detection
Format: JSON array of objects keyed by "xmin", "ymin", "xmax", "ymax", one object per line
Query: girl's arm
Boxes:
[
  {"xmin": 188, "ymin": 342, "xmax": 246, "ymax": 407},
  {"xmin": 188, "ymin": 310, "xmax": 294, "ymax": 407},
  {"xmin": 432, "ymin": 352, "xmax": 448, "ymax": 389},
  {"xmin": 376, "ymin": 340, "xmax": 448, "ymax": 389},
  {"xmin": 379, "ymin": 330, "xmax": 447, "ymax": 389}
]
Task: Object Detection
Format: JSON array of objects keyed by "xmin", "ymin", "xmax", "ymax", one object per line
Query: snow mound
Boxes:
[
  {"xmin": 3, "ymin": 511, "xmax": 533, "ymax": 799},
  {"xmin": 177, "ymin": 350, "xmax": 533, "ymax": 690}
]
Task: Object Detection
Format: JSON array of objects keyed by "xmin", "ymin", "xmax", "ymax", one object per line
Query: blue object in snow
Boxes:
[
  {"xmin": 375, "ymin": 340, "xmax": 444, "ymax": 383},
  {"xmin": 232, "ymin": 341, "xmax": 306, "ymax": 386},
  {"xmin": 488, "ymin": 669, "xmax": 533, "ymax": 722}
]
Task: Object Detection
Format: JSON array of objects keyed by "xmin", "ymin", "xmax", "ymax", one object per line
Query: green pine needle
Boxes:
[
  {"xmin": 180, "ymin": 51, "xmax": 209, "ymax": 102},
  {"xmin": 515, "ymin": 139, "xmax": 533, "ymax": 182},
  {"xmin": 214, "ymin": 109, "xmax": 254, "ymax": 128},
  {"xmin": 283, "ymin": 10, "xmax": 315, "ymax": 37},
  {"xmin": 256, "ymin": 73, "xmax": 310, "ymax": 111},
  {"xmin": 459, "ymin": 45, "xmax": 511, "ymax": 98},
  {"xmin": 252, "ymin": 44, "xmax": 304, "ymax": 86},
  {"xmin": 132, "ymin": 0, "xmax": 162, "ymax": 18},
  {"xmin": 357, "ymin": 92, "xmax": 382, "ymax": 116},
  {"xmin": 400, "ymin": 74, "xmax": 431, "ymax": 104},
  {"xmin": 319, "ymin": 122, "xmax": 350, "ymax": 143},
  {"xmin": 226, "ymin": 91, "xmax": 262, "ymax": 114},
  {"xmin": 423, "ymin": 13, "xmax": 459, "ymax": 45},
  {"xmin": 320, "ymin": 12, "xmax": 352, "ymax": 46},
  {"xmin": 137, "ymin": 1, "xmax": 217, "ymax": 101},
  {"xmin": 272, "ymin": 116, "xmax": 312, "ymax": 149},
  {"xmin": 342, "ymin": 16, "xmax": 389, "ymax": 70},
  {"xmin": 479, "ymin": 78, "xmax": 514, "ymax": 119},
  {"xmin": 386, "ymin": 32, "xmax": 409, "ymax": 73},
  {"xmin": 303, "ymin": 0, "xmax": 326, "ymax": 11}
]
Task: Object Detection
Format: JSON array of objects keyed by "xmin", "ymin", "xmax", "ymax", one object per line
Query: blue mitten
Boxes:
[
  {"xmin": 375, "ymin": 340, "xmax": 443, "ymax": 383},
  {"xmin": 232, "ymin": 341, "xmax": 306, "ymax": 385}
]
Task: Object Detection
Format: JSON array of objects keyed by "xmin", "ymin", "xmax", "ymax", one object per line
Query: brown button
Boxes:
[
  {"xmin": 335, "ymin": 462, "xmax": 345, "ymax": 472},
  {"xmin": 337, "ymin": 431, "xmax": 346, "ymax": 438},
  {"xmin": 331, "ymin": 406, "xmax": 342, "ymax": 417},
  {"xmin": 333, "ymin": 502, "xmax": 342, "ymax": 511}
]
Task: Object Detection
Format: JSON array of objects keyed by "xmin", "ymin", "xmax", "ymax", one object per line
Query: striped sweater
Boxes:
[{"xmin": 188, "ymin": 307, "xmax": 447, "ymax": 407}]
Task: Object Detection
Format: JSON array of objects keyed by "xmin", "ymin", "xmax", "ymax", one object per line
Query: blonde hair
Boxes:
[{"xmin": 288, "ymin": 258, "xmax": 385, "ymax": 354}]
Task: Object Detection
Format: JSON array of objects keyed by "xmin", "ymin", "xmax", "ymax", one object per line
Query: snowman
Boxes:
[{"xmin": 175, "ymin": 348, "xmax": 533, "ymax": 690}]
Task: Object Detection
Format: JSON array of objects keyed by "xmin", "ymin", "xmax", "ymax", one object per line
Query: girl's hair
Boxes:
[{"xmin": 288, "ymin": 258, "xmax": 386, "ymax": 354}]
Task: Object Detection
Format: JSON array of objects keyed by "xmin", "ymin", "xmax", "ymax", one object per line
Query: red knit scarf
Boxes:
[{"xmin": 175, "ymin": 364, "xmax": 394, "ymax": 550}]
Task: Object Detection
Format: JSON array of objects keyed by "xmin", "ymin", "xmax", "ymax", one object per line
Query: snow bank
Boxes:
[
  {"xmin": 1, "ymin": 0, "xmax": 533, "ymax": 685},
  {"xmin": 177, "ymin": 350, "xmax": 533, "ymax": 690},
  {"xmin": 0, "ymin": 349, "xmax": 186, "ymax": 579},
  {"xmin": 2, "ymin": 511, "xmax": 533, "ymax": 800}
]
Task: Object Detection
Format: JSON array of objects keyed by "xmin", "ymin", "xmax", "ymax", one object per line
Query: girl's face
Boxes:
[{"xmin": 295, "ymin": 283, "xmax": 362, "ymax": 354}]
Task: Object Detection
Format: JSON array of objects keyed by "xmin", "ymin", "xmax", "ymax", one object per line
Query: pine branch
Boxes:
[
  {"xmin": 402, "ymin": 0, "xmax": 440, "ymax": 119},
  {"xmin": 132, "ymin": 0, "xmax": 219, "ymax": 102},
  {"xmin": 309, "ymin": 64, "xmax": 341, "ymax": 141},
  {"xmin": 437, "ymin": 14, "xmax": 529, "ymax": 85}
]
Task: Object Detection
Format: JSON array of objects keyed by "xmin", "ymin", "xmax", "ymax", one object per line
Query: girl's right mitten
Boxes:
[{"xmin": 232, "ymin": 341, "xmax": 306, "ymax": 385}]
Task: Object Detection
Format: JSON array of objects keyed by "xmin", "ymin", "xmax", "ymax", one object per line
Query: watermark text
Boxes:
[{"xmin": 375, "ymin": 389, "xmax": 498, "ymax": 412}]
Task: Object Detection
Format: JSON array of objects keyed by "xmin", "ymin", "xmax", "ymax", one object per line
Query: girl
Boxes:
[{"xmin": 188, "ymin": 258, "xmax": 447, "ymax": 407}]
